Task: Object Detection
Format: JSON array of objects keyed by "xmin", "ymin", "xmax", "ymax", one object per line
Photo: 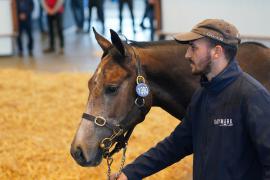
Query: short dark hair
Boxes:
[{"xmin": 205, "ymin": 37, "xmax": 238, "ymax": 61}]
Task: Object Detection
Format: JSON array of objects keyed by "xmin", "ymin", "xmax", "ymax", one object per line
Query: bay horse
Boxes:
[{"xmin": 70, "ymin": 29, "xmax": 270, "ymax": 168}]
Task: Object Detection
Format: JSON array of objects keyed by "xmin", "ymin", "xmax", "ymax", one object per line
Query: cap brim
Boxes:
[{"xmin": 173, "ymin": 32, "xmax": 203, "ymax": 43}]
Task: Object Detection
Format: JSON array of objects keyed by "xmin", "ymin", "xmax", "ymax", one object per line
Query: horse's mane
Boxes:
[
  {"xmin": 104, "ymin": 41, "xmax": 174, "ymax": 57},
  {"xmin": 240, "ymin": 41, "xmax": 268, "ymax": 48},
  {"xmin": 129, "ymin": 40, "xmax": 177, "ymax": 48},
  {"xmin": 128, "ymin": 40, "xmax": 268, "ymax": 49}
]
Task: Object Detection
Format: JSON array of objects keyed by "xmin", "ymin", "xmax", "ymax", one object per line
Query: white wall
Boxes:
[
  {"xmin": 0, "ymin": 0, "xmax": 14, "ymax": 55},
  {"xmin": 161, "ymin": 0, "xmax": 270, "ymax": 38},
  {"xmin": 0, "ymin": 0, "xmax": 13, "ymax": 35}
]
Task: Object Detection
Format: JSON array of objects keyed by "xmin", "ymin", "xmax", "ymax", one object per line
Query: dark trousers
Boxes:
[
  {"xmin": 47, "ymin": 13, "xmax": 64, "ymax": 49},
  {"xmin": 17, "ymin": 19, "xmax": 33, "ymax": 52},
  {"xmin": 119, "ymin": 0, "xmax": 135, "ymax": 32},
  {"xmin": 88, "ymin": 0, "xmax": 105, "ymax": 32},
  {"xmin": 38, "ymin": 4, "xmax": 45, "ymax": 33},
  {"xmin": 141, "ymin": 0, "xmax": 155, "ymax": 40},
  {"xmin": 71, "ymin": 0, "xmax": 84, "ymax": 29}
]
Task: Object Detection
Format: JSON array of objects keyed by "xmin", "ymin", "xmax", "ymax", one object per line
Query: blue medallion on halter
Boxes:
[{"xmin": 136, "ymin": 83, "xmax": 149, "ymax": 97}]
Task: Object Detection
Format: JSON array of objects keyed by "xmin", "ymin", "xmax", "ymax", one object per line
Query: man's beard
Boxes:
[{"xmin": 190, "ymin": 52, "xmax": 212, "ymax": 76}]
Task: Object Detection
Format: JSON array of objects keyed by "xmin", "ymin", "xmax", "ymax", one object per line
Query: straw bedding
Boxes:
[{"xmin": 0, "ymin": 69, "xmax": 192, "ymax": 180}]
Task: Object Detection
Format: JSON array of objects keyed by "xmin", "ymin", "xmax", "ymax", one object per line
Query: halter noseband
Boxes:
[{"xmin": 81, "ymin": 113, "xmax": 125, "ymax": 157}]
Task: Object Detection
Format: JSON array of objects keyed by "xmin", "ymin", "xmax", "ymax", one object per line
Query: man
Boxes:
[
  {"xmin": 42, "ymin": 0, "xmax": 64, "ymax": 54},
  {"xmin": 16, "ymin": 0, "xmax": 34, "ymax": 57},
  {"xmin": 111, "ymin": 19, "xmax": 270, "ymax": 180}
]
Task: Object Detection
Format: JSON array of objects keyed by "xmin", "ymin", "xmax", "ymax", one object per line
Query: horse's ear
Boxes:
[
  {"xmin": 93, "ymin": 27, "xmax": 112, "ymax": 51},
  {"xmin": 110, "ymin": 29, "xmax": 125, "ymax": 56}
]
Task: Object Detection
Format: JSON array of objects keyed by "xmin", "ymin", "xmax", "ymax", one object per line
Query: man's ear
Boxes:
[{"xmin": 213, "ymin": 45, "xmax": 223, "ymax": 59}]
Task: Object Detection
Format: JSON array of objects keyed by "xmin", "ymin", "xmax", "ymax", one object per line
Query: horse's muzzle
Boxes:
[{"xmin": 70, "ymin": 145, "xmax": 102, "ymax": 167}]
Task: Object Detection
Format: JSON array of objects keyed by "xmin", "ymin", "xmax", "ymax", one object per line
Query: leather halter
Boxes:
[{"xmin": 81, "ymin": 44, "xmax": 149, "ymax": 158}]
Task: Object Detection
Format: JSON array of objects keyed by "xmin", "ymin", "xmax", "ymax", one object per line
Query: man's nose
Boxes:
[{"xmin": 185, "ymin": 47, "xmax": 191, "ymax": 59}]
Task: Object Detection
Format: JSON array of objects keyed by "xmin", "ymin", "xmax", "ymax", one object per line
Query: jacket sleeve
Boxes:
[
  {"xmin": 122, "ymin": 110, "xmax": 193, "ymax": 180},
  {"xmin": 245, "ymin": 88, "xmax": 270, "ymax": 179},
  {"xmin": 16, "ymin": 0, "xmax": 19, "ymax": 13}
]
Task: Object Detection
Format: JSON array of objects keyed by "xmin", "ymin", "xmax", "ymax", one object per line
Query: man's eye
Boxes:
[{"xmin": 105, "ymin": 85, "xmax": 119, "ymax": 95}]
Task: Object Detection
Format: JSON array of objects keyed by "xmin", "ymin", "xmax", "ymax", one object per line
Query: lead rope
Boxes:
[{"xmin": 106, "ymin": 144, "xmax": 127, "ymax": 180}]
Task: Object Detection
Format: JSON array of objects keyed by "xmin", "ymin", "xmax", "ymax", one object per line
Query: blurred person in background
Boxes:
[
  {"xmin": 118, "ymin": 0, "xmax": 136, "ymax": 34},
  {"xmin": 16, "ymin": 0, "xmax": 34, "ymax": 57},
  {"xmin": 140, "ymin": 0, "xmax": 156, "ymax": 40},
  {"xmin": 87, "ymin": 0, "xmax": 105, "ymax": 34},
  {"xmin": 42, "ymin": 0, "xmax": 65, "ymax": 54},
  {"xmin": 71, "ymin": 0, "xmax": 85, "ymax": 33}
]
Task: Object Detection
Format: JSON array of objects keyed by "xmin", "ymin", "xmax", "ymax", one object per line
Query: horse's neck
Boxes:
[{"xmin": 136, "ymin": 41, "xmax": 199, "ymax": 120}]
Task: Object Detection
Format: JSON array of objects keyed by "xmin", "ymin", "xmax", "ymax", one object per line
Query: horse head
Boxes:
[{"xmin": 70, "ymin": 28, "xmax": 152, "ymax": 167}]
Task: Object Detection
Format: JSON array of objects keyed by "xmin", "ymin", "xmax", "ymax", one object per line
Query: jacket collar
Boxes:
[{"xmin": 200, "ymin": 59, "xmax": 242, "ymax": 93}]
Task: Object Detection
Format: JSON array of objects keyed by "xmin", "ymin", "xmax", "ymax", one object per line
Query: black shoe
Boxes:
[
  {"xmin": 76, "ymin": 28, "xmax": 84, "ymax": 34},
  {"xmin": 43, "ymin": 48, "xmax": 55, "ymax": 53},
  {"xmin": 29, "ymin": 51, "xmax": 33, "ymax": 57},
  {"xmin": 59, "ymin": 48, "xmax": 64, "ymax": 55},
  {"xmin": 18, "ymin": 51, "xmax": 23, "ymax": 57}
]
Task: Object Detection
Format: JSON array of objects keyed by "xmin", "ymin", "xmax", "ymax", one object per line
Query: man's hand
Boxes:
[
  {"xmin": 19, "ymin": 13, "xmax": 27, "ymax": 20},
  {"xmin": 109, "ymin": 172, "xmax": 128, "ymax": 180},
  {"xmin": 47, "ymin": 8, "xmax": 54, "ymax": 15}
]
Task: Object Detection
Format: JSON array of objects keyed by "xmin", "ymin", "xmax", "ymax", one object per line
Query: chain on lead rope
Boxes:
[
  {"xmin": 106, "ymin": 145, "xmax": 127, "ymax": 180},
  {"xmin": 106, "ymin": 156, "xmax": 113, "ymax": 180}
]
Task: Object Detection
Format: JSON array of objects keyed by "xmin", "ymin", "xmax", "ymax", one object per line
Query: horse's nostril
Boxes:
[{"xmin": 74, "ymin": 147, "xmax": 86, "ymax": 163}]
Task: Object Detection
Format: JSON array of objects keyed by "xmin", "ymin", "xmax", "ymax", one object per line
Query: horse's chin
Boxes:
[{"xmin": 77, "ymin": 157, "xmax": 102, "ymax": 167}]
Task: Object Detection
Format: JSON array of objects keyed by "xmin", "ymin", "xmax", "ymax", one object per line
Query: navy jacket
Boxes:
[
  {"xmin": 122, "ymin": 59, "xmax": 270, "ymax": 180},
  {"xmin": 16, "ymin": 0, "xmax": 34, "ymax": 18}
]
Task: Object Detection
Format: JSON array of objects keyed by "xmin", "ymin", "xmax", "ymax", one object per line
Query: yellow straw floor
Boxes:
[{"xmin": 0, "ymin": 69, "xmax": 192, "ymax": 180}]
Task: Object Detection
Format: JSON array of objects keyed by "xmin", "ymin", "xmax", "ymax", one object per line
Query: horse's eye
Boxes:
[{"xmin": 105, "ymin": 85, "xmax": 119, "ymax": 95}]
